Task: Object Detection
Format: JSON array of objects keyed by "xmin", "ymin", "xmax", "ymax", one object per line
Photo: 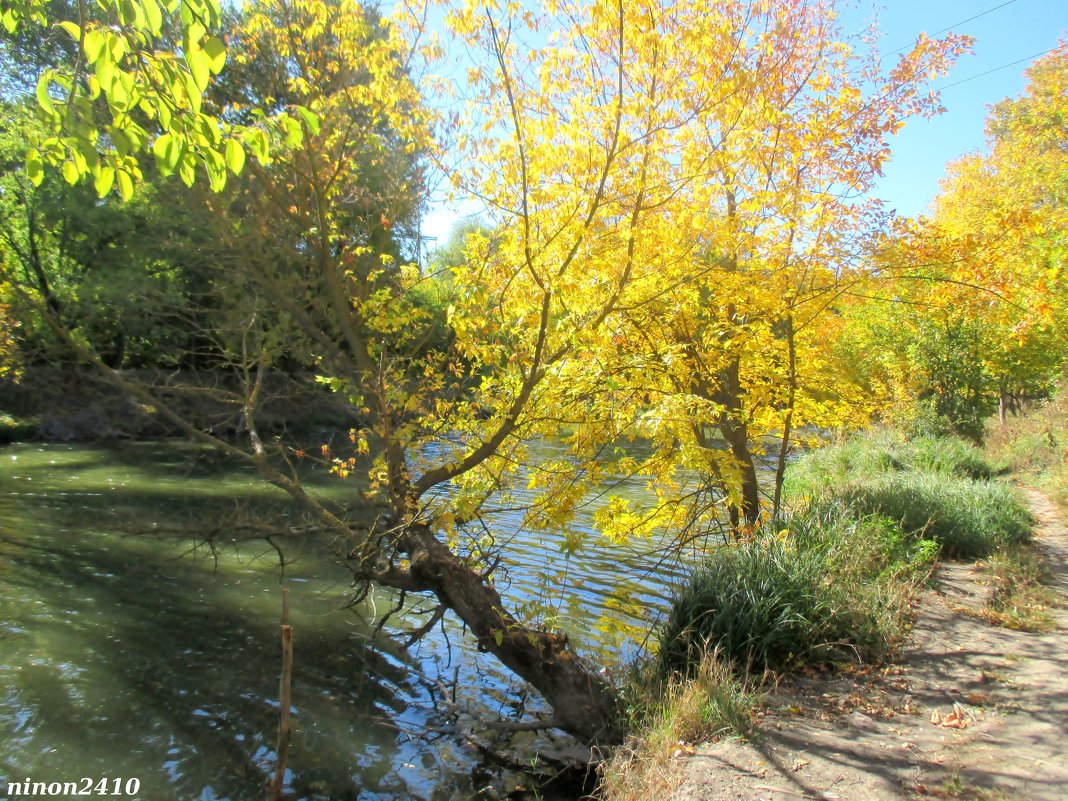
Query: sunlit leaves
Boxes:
[
  {"xmin": 858, "ymin": 44, "xmax": 1068, "ymax": 421},
  {"xmin": 15, "ymin": 0, "xmax": 315, "ymax": 198}
]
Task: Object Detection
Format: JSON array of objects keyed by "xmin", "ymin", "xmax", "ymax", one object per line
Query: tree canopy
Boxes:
[{"xmin": 4, "ymin": 0, "xmax": 1065, "ymax": 751}]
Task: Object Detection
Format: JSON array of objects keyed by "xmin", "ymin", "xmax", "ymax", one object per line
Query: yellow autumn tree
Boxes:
[
  {"xmin": 525, "ymin": 0, "xmax": 971, "ymax": 540},
  {"xmin": 847, "ymin": 43, "xmax": 1068, "ymax": 435},
  {"xmin": 17, "ymin": 0, "xmax": 970, "ymax": 744}
]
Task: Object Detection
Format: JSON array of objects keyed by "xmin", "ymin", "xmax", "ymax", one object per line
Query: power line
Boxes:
[
  {"xmin": 939, "ymin": 46, "xmax": 1058, "ymax": 90},
  {"xmin": 885, "ymin": 0, "xmax": 1018, "ymax": 56}
]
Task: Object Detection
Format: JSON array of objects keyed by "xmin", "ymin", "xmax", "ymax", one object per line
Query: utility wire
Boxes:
[
  {"xmin": 885, "ymin": 0, "xmax": 1018, "ymax": 56},
  {"xmin": 939, "ymin": 46, "xmax": 1059, "ymax": 90}
]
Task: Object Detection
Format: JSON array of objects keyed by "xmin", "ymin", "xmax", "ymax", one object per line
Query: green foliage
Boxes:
[
  {"xmin": 986, "ymin": 380, "xmax": 1068, "ymax": 507},
  {"xmin": 657, "ymin": 505, "xmax": 932, "ymax": 676},
  {"xmin": 0, "ymin": 102, "xmax": 218, "ymax": 368},
  {"xmin": 0, "ymin": 411, "xmax": 38, "ymax": 441},
  {"xmin": 912, "ymin": 316, "xmax": 995, "ymax": 442},
  {"xmin": 11, "ymin": 0, "xmax": 278, "ymax": 196}
]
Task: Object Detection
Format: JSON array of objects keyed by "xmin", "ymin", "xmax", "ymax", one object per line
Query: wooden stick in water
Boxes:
[{"xmin": 268, "ymin": 588, "xmax": 293, "ymax": 801}]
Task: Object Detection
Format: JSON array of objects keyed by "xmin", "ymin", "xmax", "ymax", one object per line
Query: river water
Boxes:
[{"xmin": 0, "ymin": 440, "xmax": 709, "ymax": 800}]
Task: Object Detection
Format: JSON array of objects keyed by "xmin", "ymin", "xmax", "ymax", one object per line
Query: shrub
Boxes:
[{"xmin": 0, "ymin": 412, "xmax": 38, "ymax": 443}]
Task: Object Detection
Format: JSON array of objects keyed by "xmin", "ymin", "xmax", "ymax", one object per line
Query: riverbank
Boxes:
[
  {"xmin": 658, "ymin": 485, "xmax": 1067, "ymax": 801},
  {"xmin": 0, "ymin": 367, "xmax": 359, "ymax": 442},
  {"xmin": 597, "ymin": 421, "xmax": 1067, "ymax": 800}
]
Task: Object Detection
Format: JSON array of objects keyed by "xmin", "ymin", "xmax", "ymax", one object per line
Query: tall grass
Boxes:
[
  {"xmin": 785, "ymin": 429, "xmax": 995, "ymax": 499},
  {"xmin": 599, "ymin": 650, "xmax": 755, "ymax": 801},
  {"xmin": 834, "ymin": 473, "xmax": 1032, "ymax": 557},
  {"xmin": 786, "ymin": 431, "xmax": 1029, "ymax": 558},
  {"xmin": 657, "ymin": 506, "xmax": 933, "ymax": 677}
]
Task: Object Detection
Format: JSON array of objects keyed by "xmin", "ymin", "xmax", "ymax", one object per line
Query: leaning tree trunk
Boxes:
[{"xmin": 401, "ymin": 523, "xmax": 623, "ymax": 745}]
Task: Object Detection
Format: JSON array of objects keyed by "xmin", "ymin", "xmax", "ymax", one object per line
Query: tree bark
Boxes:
[{"xmin": 400, "ymin": 523, "xmax": 623, "ymax": 745}]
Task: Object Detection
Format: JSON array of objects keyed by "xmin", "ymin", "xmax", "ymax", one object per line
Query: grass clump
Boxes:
[
  {"xmin": 657, "ymin": 505, "xmax": 933, "ymax": 677},
  {"xmin": 835, "ymin": 473, "xmax": 1031, "ymax": 558},
  {"xmin": 908, "ymin": 435, "xmax": 995, "ymax": 480},
  {"xmin": 974, "ymin": 546, "xmax": 1059, "ymax": 632},
  {"xmin": 599, "ymin": 650, "xmax": 755, "ymax": 801},
  {"xmin": 786, "ymin": 431, "xmax": 1030, "ymax": 558},
  {"xmin": 784, "ymin": 429, "xmax": 904, "ymax": 496}
]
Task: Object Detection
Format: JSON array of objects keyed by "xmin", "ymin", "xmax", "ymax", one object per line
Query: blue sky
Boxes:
[
  {"xmin": 420, "ymin": 0, "xmax": 1067, "ymax": 245},
  {"xmin": 849, "ymin": 0, "xmax": 1066, "ymax": 218}
]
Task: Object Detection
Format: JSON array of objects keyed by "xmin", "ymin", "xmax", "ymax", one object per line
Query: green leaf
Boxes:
[
  {"xmin": 493, "ymin": 629, "xmax": 504, "ymax": 647},
  {"xmin": 186, "ymin": 20, "xmax": 206, "ymax": 46},
  {"xmin": 245, "ymin": 128, "xmax": 269, "ymax": 163},
  {"xmin": 25, "ymin": 148, "xmax": 44, "ymax": 186},
  {"xmin": 35, "ymin": 74, "xmax": 55, "ymax": 116},
  {"xmin": 61, "ymin": 160, "xmax": 79, "ymax": 186},
  {"xmin": 107, "ymin": 69, "xmax": 130, "ymax": 110},
  {"xmin": 152, "ymin": 133, "xmax": 183, "ymax": 176},
  {"xmin": 84, "ymin": 30, "xmax": 105, "ymax": 62},
  {"xmin": 95, "ymin": 54, "xmax": 115, "ymax": 91},
  {"xmin": 110, "ymin": 127, "xmax": 130, "ymax": 157},
  {"xmin": 182, "ymin": 71, "xmax": 202, "ymax": 114},
  {"xmin": 203, "ymin": 0, "xmax": 221, "ymax": 24},
  {"xmin": 120, "ymin": 0, "xmax": 143, "ymax": 28},
  {"xmin": 295, "ymin": 105, "xmax": 320, "ymax": 136},
  {"xmin": 203, "ymin": 35, "xmax": 226, "ymax": 74},
  {"xmin": 142, "ymin": 0, "xmax": 162, "ymax": 35},
  {"xmin": 2, "ymin": 10, "xmax": 18, "ymax": 34},
  {"xmin": 56, "ymin": 20, "xmax": 80, "ymax": 40},
  {"xmin": 206, "ymin": 159, "xmax": 226, "ymax": 192},
  {"xmin": 224, "ymin": 138, "xmax": 245, "ymax": 175},
  {"xmin": 94, "ymin": 166, "xmax": 115, "ymax": 197},
  {"xmin": 107, "ymin": 32, "xmax": 127, "ymax": 62},
  {"xmin": 178, "ymin": 156, "xmax": 196, "ymax": 187},
  {"xmin": 281, "ymin": 116, "xmax": 303, "ymax": 149},
  {"xmin": 116, "ymin": 169, "xmax": 134, "ymax": 202},
  {"xmin": 187, "ymin": 46, "xmax": 210, "ymax": 92}
]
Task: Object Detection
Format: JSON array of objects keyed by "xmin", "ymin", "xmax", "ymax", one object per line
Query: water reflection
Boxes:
[{"xmin": 0, "ymin": 441, "xmax": 698, "ymax": 799}]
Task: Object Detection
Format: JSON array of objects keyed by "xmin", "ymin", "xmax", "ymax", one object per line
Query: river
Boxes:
[{"xmin": 0, "ymin": 439, "xmax": 711, "ymax": 800}]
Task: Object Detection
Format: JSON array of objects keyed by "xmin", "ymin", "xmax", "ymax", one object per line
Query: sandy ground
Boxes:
[{"xmin": 670, "ymin": 488, "xmax": 1068, "ymax": 801}]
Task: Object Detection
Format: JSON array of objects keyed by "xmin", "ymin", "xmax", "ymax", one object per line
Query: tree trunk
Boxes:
[
  {"xmin": 401, "ymin": 524, "xmax": 623, "ymax": 745},
  {"xmin": 772, "ymin": 314, "xmax": 797, "ymax": 519},
  {"xmin": 715, "ymin": 185, "xmax": 760, "ymax": 530},
  {"xmin": 718, "ymin": 415, "xmax": 761, "ymax": 528}
]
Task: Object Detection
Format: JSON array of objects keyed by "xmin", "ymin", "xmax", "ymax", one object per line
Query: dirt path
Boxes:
[{"xmin": 671, "ymin": 488, "xmax": 1068, "ymax": 801}]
